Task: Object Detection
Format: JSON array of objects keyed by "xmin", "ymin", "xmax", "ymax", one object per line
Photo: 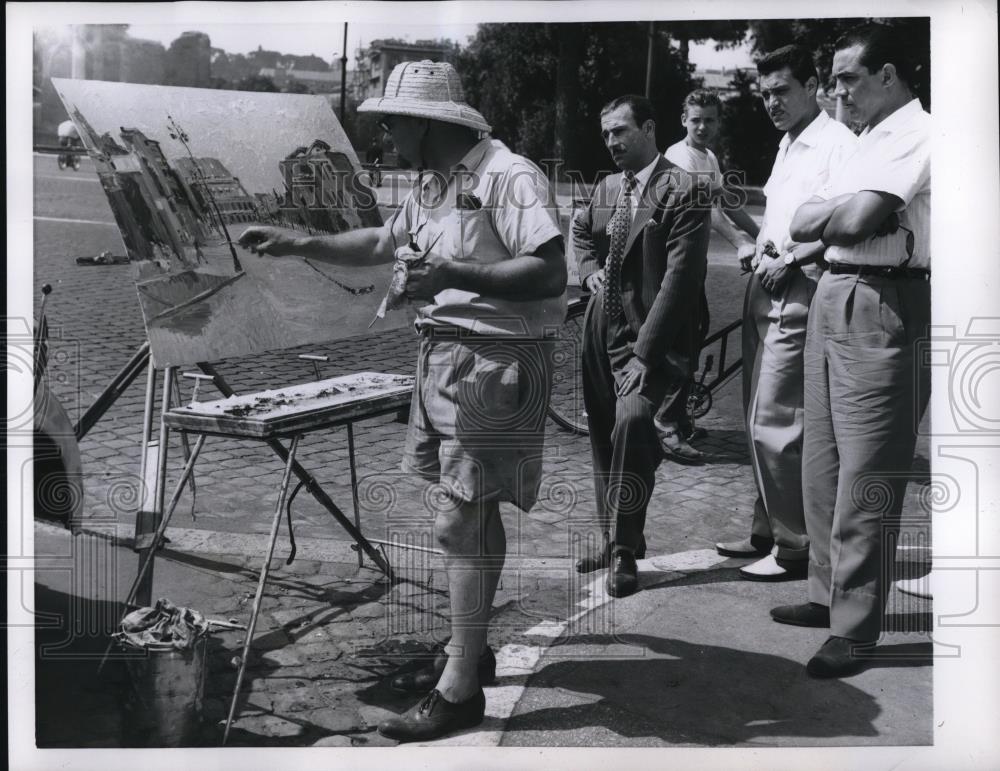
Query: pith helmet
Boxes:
[{"xmin": 357, "ymin": 60, "xmax": 491, "ymax": 133}]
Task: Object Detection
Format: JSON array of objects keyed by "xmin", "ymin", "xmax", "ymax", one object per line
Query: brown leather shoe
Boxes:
[
  {"xmin": 377, "ymin": 688, "xmax": 486, "ymax": 742},
  {"xmin": 575, "ymin": 536, "xmax": 646, "ymax": 574},
  {"xmin": 806, "ymin": 636, "xmax": 875, "ymax": 678},
  {"xmin": 388, "ymin": 645, "xmax": 496, "ymax": 693},
  {"xmin": 605, "ymin": 549, "xmax": 639, "ymax": 598},
  {"xmin": 770, "ymin": 602, "xmax": 830, "ymax": 627}
]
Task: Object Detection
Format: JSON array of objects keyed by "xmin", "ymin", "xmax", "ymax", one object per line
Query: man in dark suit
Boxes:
[{"xmin": 573, "ymin": 94, "xmax": 711, "ymax": 597}]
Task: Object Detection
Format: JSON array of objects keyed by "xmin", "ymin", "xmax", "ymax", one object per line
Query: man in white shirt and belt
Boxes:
[
  {"xmin": 777, "ymin": 24, "xmax": 931, "ymax": 678},
  {"xmin": 715, "ymin": 45, "xmax": 857, "ymax": 582}
]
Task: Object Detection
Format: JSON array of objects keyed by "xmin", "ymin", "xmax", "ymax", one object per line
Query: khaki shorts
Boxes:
[{"xmin": 403, "ymin": 330, "xmax": 553, "ymax": 512}]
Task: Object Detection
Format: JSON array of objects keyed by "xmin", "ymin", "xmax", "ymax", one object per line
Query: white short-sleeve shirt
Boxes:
[
  {"xmin": 664, "ymin": 140, "xmax": 722, "ymax": 186},
  {"xmin": 818, "ymin": 99, "xmax": 930, "ymax": 269},
  {"xmin": 384, "ymin": 138, "xmax": 565, "ymax": 336},
  {"xmin": 758, "ymin": 110, "xmax": 858, "ymax": 254}
]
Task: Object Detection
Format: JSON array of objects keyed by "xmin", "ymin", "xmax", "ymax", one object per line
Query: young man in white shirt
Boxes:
[
  {"xmin": 715, "ymin": 45, "xmax": 857, "ymax": 583},
  {"xmin": 779, "ymin": 24, "xmax": 931, "ymax": 678},
  {"xmin": 656, "ymin": 89, "xmax": 760, "ymax": 463}
]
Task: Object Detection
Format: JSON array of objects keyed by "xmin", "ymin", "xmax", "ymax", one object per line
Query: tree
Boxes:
[
  {"xmin": 717, "ymin": 69, "xmax": 781, "ymax": 185},
  {"xmin": 746, "ymin": 18, "xmax": 930, "ymax": 109},
  {"xmin": 284, "ymin": 80, "xmax": 313, "ymax": 94},
  {"xmin": 457, "ymin": 22, "xmax": 695, "ymax": 180},
  {"xmin": 552, "ymin": 24, "xmax": 586, "ymax": 181}
]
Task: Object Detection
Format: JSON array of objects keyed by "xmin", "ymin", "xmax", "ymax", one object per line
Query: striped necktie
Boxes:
[{"xmin": 603, "ymin": 171, "xmax": 636, "ymax": 319}]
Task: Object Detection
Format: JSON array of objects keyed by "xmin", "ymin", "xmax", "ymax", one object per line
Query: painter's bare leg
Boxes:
[{"xmin": 434, "ymin": 499, "xmax": 504, "ymax": 703}]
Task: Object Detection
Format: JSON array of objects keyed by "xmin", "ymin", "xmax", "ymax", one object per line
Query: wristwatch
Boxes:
[{"xmin": 783, "ymin": 253, "xmax": 799, "ymax": 269}]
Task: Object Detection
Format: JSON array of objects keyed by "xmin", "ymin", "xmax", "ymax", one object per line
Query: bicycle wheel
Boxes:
[
  {"xmin": 687, "ymin": 381, "xmax": 713, "ymax": 419},
  {"xmin": 548, "ymin": 297, "xmax": 589, "ymax": 435}
]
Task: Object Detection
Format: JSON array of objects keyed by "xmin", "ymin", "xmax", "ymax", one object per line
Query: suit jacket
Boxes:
[{"xmin": 572, "ymin": 155, "xmax": 711, "ymax": 365}]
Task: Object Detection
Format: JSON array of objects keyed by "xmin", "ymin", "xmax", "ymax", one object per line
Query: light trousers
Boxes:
[
  {"xmin": 741, "ymin": 268, "xmax": 818, "ymax": 560},
  {"xmin": 802, "ymin": 271, "xmax": 930, "ymax": 640}
]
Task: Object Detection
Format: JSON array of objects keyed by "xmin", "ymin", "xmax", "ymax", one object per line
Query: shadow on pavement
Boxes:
[
  {"xmin": 34, "ymin": 583, "xmax": 128, "ymax": 747},
  {"xmin": 505, "ymin": 632, "xmax": 884, "ymax": 744},
  {"xmin": 687, "ymin": 428, "xmax": 751, "ymax": 465}
]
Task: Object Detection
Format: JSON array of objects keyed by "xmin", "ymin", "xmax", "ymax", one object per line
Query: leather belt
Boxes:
[
  {"xmin": 418, "ymin": 324, "xmax": 517, "ymax": 340},
  {"xmin": 828, "ymin": 263, "xmax": 930, "ymax": 280}
]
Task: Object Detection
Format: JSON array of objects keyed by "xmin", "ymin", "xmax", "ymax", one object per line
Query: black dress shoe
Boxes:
[
  {"xmin": 806, "ymin": 636, "xmax": 875, "ymax": 678},
  {"xmin": 606, "ymin": 550, "xmax": 639, "ymax": 598},
  {"xmin": 575, "ymin": 536, "xmax": 646, "ymax": 574},
  {"xmin": 377, "ymin": 688, "xmax": 486, "ymax": 742},
  {"xmin": 389, "ymin": 645, "xmax": 496, "ymax": 693},
  {"xmin": 770, "ymin": 602, "xmax": 830, "ymax": 627}
]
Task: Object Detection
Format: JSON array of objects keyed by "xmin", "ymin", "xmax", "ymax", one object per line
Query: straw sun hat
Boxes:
[{"xmin": 358, "ymin": 60, "xmax": 491, "ymax": 134}]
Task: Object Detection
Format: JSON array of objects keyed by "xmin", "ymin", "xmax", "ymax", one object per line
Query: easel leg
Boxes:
[
  {"xmin": 133, "ymin": 365, "xmax": 158, "ymax": 545},
  {"xmin": 346, "ymin": 423, "xmax": 363, "ymax": 569},
  {"xmin": 135, "ymin": 366, "xmax": 174, "ymax": 607},
  {"xmin": 223, "ymin": 434, "xmax": 301, "ymax": 746},
  {"xmin": 170, "ymin": 371, "xmax": 198, "ymax": 515},
  {"xmin": 122, "ymin": 435, "xmax": 206, "ymax": 612},
  {"xmin": 74, "ymin": 341, "xmax": 150, "ymax": 441}
]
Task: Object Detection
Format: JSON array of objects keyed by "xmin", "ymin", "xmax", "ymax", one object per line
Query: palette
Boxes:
[{"xmin": 165, "ymin": 372, "xmax": 414, "ymax": 439}]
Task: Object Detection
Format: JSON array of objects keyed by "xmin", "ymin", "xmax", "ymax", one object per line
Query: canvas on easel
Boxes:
[
  {"xmin": 52, "ymin": 78, "xmax": 413, "ymax": 369},
  {"xmin": 48, "ymin": 78, "xmax": 411, "ymax": 615}
]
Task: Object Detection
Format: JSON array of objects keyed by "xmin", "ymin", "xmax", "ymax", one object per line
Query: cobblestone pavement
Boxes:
[{"xmin": 29, "ymin": 154, "xmax": 931, "ymax": 749}]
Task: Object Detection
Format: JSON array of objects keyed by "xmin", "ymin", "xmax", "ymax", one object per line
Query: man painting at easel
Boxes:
[{"xmin": 238, "ymin": 60, "xmax": 566, "ymax": 741}]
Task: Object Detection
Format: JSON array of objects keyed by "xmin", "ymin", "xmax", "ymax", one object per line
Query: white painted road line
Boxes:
[
  {"xmin": 33, "ymin": 216, "xmax": 117, "ymax": 227},
  {"xmin": 423, "ymin": 549, "xmax": 731, "ymax": 747},
  {"xmin": 35, "ymin": 175, "xmax": 101, "ymax": 183}
]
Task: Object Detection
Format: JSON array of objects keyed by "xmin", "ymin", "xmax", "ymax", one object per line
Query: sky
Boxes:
[
  {"xmin": 124, "ymin": 22, "xmax": 753, "ymax": 71},
  {"xmin": 126, "ymin": 23, "xmax": 482, "ymax": 64}
]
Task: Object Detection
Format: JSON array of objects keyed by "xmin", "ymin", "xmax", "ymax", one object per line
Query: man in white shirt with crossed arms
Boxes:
[{"xmin": 777, "ymin": 23, "xmax": 931, "ymax": 678}]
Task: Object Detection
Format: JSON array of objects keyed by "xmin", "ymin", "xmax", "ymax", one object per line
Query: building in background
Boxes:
[
  {"xmin": 259, "ymin": 64, "xmax": 342, "ymax": 94},
  {"xmin": 693, "ymin": 67, "xmax": 759, "ymax": 98},
  {"xmin": 352, "ymin": 39, "xmax": 453, "ymax": 102}
]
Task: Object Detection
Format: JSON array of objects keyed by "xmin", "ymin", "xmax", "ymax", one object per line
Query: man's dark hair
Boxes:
[
  {"xmin": 681, "ymin": 89, "xmax": 722, "ymax": 118},
  {"xmin": 601, "ymin": 94, "xmax": 656, "ymax": 128},
  {"xmin": 756, "ymin": 44, "xmax": 819, "ymax": 88},
  {"xmin": 836, "ymin": 22, "xmax": 918, "ymax": 88}
]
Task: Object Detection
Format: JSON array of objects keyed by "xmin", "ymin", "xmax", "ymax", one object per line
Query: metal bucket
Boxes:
[{"xmin": 121, "ymin": 634, "xmax": 208, "ymax": 746}]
